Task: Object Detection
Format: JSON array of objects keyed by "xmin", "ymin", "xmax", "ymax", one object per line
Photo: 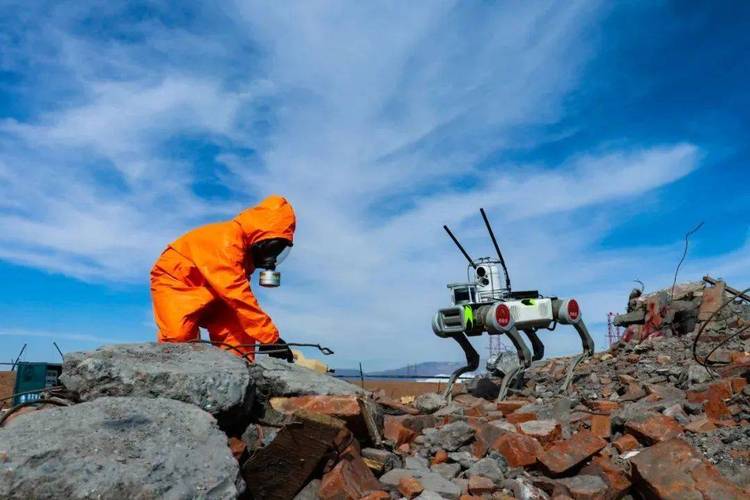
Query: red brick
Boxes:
[
  {"xmin": 384, "ymin": 415, "xmax": 417, "ymax": 446},
  {"xmin": 687, "ymin": 389, "xmax": 709, "ymax": 404},
  {"xmin": 271, "ymin": 395, "xmax": 371, "ymax": 438},
  {"xmin": 729, "ymin": 352, "xmax": 750, "ymax": 364},
  {"xmin": 612, "ymin": 434, "xmax": 640, "ymax": 453},
  {"xmin": 581, "ymin": 456, "xmax": 631, "ymax": 499},
  {"xmin": 631, "ymin": 438, "xmax": 746, "ymax": 500},
  {"xmin": 496, "ymin": 400, "xmax": 528, "ymax": 414},
  {"xmin": 319, "ymin": 451, "xmax": 382, "ymax": 500},
  {"xmin": 584, "ymin": 400, "xmax": 620, "ymax": 414},
  {"xmin": 271, "ymin": 395, "xmax": 360, "ymax": 417},
  {"xmin": 704, "ymin": 381, "xmax": 733, "ymax": 422},
  {"xmin": 432, "ymin": 449, "xmax": 448, "ymax": 465},
  {"xmin": 506, "ymin": 412, "xmax": 537, "ymax": 424},
  {"xmin": 398, "ymin": 476, "xmax": 424, "ymax": 499},
  {"xmin": 468, "ymin": 475, "xmax": 496, "ymax": 495},
  {"xmin": 683, "ymin": 416, "xmax": 717, "ymax": 434},
  {"xmin": 589, "ymin": 415, "xmax": 611, "ymax": 439},
  {"xmin": 705, "ymin": 396, "xmax": 731, "ymax": 422},
  {"xmin": 518, "ymin": 419, "xmax": 562, "ymax": 447},
  {"xmin": 491, "ymin": 432, "xmax": 543, "ymax": 467},
  {"xmin": 730, "ymin": 376, "xmax": 748, "ymax": 393},
  {"xmin": 227, "ymin": 437, "xmax": 246, "ymax": 461},
  {"xmin": 699, "ymin": 281, "xmax": 725, "ymax": 321},
  {"xmin": 470, "ymin": 422, "xmax": 506, "ymax": 458},
  {"xmin": 396, "ymin": 443, "xmax": 410, "ymax": 454},
  {"xmin": 460, "ymin": 496, "xmax": 483, "ymax": 500},
  {"xmin": 360, "ymin": 492, "xmax": 390, "ymax": 500},
  {"xmin": 538, "ymin": 431, "xmax": 607, "ymax": 475},
  {"xmin": 464, "ymin": 405, "xmax": 486, "ymax": 418},
  {"xmin": 624, "ymin": 412, "xmax": 682, "ymax": 445}
]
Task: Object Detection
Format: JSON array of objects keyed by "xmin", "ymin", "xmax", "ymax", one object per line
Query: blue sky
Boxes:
[{"xmin": 1, "ymin": 1, "xmax": 748, "ymax": 370}]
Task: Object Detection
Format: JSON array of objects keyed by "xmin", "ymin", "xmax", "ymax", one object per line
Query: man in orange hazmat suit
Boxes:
[{"xmin": 150, "ymin": 195, "xmax": 295, "ymax": 360}]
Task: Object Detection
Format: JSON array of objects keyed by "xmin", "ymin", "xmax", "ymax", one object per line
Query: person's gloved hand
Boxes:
[{"xmin": 258, "ymin": 337, "xmax": 294, "ymax": 363}]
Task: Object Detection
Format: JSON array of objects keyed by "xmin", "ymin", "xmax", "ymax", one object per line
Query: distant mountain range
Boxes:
[{"xmin": 333, "ymin": 361, "xmax": 472, "ymax": 378}]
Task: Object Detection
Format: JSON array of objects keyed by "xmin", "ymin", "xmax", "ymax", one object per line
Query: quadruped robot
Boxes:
[{"xmin": 431, "ymin": 209, "xmax": 595, "ymax": 401}]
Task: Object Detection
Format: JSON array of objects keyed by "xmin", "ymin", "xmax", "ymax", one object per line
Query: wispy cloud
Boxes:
[
  {"xmin": 0, "ymin": 328, "xmax": 112, "ymax": 344},
  {"xmin": 0, "ymin": 2, "xmax": 741, "ymax": 369}
]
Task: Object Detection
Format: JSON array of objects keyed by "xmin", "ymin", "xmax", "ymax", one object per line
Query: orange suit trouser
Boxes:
[{"xmin": 151, "ymin": 266, "xmax": 257, "ymax": 359}]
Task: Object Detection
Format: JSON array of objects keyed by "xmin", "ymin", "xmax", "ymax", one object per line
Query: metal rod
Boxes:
[
  {"xmin": 10, "ymin": 344, "xmax": 27, "ymax": 371},
  {"xmin": 358, "ymin": 362, "xmax": 365, "ymax": 390},
  {"xmin": 479, "ymin": 208, "xmax": 511, "ymax": 290},
  {"xmin": 703, "ymin": 275, "xmax": 750, "ymax": 303},
  {"xmin": 443, "ymin": 225, "xmax": 476, "ymax": 269},
  {"xmin": 53, "ymin": 342, "xmax": 64, "ymax": 361}
]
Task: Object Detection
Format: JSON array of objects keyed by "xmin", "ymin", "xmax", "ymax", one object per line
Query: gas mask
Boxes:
[{"xmin": 250, "ymin": 238, "xmax": 292, "ymax": 287}]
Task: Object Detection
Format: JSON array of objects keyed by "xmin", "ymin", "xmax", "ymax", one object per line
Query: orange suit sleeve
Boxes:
[{"xmin": 191, "ymin": 234, "xmax": 279, "ymax": 345}]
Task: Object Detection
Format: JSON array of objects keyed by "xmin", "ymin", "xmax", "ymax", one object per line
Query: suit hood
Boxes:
[{"xmin": 233, "ymin": 195, "xmax": 296, "ymax": 247}]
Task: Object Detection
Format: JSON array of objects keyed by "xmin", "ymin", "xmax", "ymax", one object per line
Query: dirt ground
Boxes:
[
  {"xmin": 342, "ymin": 379, "xmax": 464, "ymax": 399},
  {"xmin": 0, "ymin": 371, "xmax": 17, "ymax": 403}
]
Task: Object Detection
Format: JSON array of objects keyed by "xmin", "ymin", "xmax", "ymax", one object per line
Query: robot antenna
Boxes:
[
  {"xmin": 479, "ymin": 208, "xmax": 511, "ymax": 290},
  {"xmin": 443, "ymin": 225, "xmax": 476, "ymax": 269}
]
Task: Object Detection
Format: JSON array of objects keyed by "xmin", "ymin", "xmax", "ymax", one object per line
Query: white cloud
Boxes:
[{"xmin": 1, "ymin": 1, "xmax": 741, "ymax": 369}]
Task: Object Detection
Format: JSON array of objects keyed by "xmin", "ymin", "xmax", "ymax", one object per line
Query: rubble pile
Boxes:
[{"xmin": 0, "ymin": 278, "xmax": 748, "ymax": 499}]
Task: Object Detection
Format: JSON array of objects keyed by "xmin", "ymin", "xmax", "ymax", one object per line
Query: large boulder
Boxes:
[
  {"xmin": 60, "ymin": 342, "xmax": 253, "ymax": 415},
  {"xmin": 0, "ymin": 397, "xmax": 241, "ymax": 499},
  {"xmin": 249, "ymin": 357, "xmax": 365, "ymax": 398}
]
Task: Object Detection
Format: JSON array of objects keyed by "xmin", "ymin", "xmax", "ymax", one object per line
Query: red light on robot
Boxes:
[
  {"xmin": 567, "ymin": 299, "xmax": 580, "ymax": 321},
  {"xmin": 496, "ymin": 303, "xmax": 511, "ymax": 327}
]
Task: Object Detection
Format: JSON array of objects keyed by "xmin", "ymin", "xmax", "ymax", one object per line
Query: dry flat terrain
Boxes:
[{"xmin": 0, "ymin": 371, "xmax": 16, "ymax": 402}]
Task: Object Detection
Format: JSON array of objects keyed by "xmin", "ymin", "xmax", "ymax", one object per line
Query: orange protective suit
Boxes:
[{"xmin": 150, "ymin": 195, "xmax": 295, "ymax": 358}]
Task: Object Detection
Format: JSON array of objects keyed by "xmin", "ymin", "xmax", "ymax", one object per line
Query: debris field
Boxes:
[{"xmin": 1, "ymin": 277, "xmax": 749, "ymax": 499}]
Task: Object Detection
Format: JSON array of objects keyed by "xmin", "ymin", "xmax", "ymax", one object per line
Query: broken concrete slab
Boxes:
[
  {"xmin": 631, "ymin": 438, "xmax": 747, "ymax": 500},
  {"xmin": 60, "ymin": 342, "xmax": 252, "ymax": 415},
  {"xmin": 249, "ymin": 356, "xmax": 365, "ymax": 398},
  {"xmin": 0, "ymin": 397, "xmax": 241, "ymax": 499}
]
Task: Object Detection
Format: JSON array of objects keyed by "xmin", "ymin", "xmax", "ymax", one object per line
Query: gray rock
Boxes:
[
  {"xmin": 250, "ymin": 357, "xmax": 365, "ymax": 397},
  {"xmin": 431, "ymin": 463, "xmax": 462, "ymax": 479},
  {"xmin": 435, "ymin": 402, "xmax": 464, "ymax": 417},
  {"xmin": 423, "ymin": 421, "xmax": 475, "ymax": 451},
  {"xmin": 405, "ymin": 455, "xmax": 431, "ymax": 471},
  {"xmin": 416, "ymin": 491, "xmax": 447, "ymax": 500},
  {"xmin": 465, "ymin": 457, "xmax": 504, "ymax": 483},
  {"xmin": 447, "ymin": 451, "xmax": 478, "ymax": 469},
  {"xmin": 683, "ymin": 363, "xmax": 712, "ymax": 385},
  {"xmin": 415, "ymin": 392, "xmax": 447, "ymax": 414},
  {"xmin": 0, "ymin": 397, "xmax": 240, "ymax": 499},
  {"xmin": 504, "ymin": 477, "xmax": 549, "ymax": 500},
  {"xmin": 557, "ymin": 475, "xmax": 608, "ymax": 498},
  {"xmin": 293, "ymin": 479, "xmax": 321, "ymax": 500},
  {"xmin": 60, "ymin": 342, "xmax": 252, "ymax": 415},
  {"xmin": 380, "ymin": 469, "xmax": 461, "ymax": 499},
  {"xmin": 663, "ymin": 403, "xmax": 689, "ymax": 425}
]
